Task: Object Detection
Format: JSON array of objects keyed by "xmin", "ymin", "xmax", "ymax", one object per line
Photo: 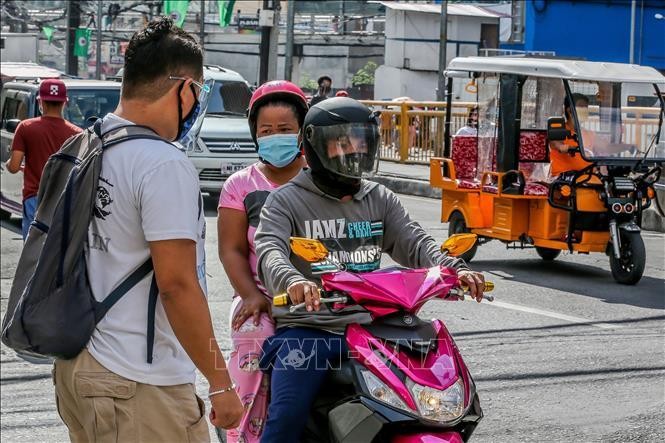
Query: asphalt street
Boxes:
[{"xmin": 1, "ymin": 193, "xmax": 664, "ymax": 442}]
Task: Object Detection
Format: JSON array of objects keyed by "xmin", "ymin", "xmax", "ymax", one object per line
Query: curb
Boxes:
[
  {"xmin": 373, "ymin": 174, "xmax": 665, "ymax": 233},
  {"xmin": 370, "ymin": 174, "xmax": 441, "ymax": 199}
]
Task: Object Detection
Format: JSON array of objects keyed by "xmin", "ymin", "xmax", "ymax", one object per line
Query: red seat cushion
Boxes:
[
  {"xmin": 457, "ymin": 179, "xmax": 480, "ymax": 189},
  {"xmin": 519, "ymin": 131, "xmax": 548, "ymax": 161},
  {"xmin": 451, "ymin": 136, "xmax": 478, "ymax": 180},
  {"xmin": 524, "ymin": 182, "xmax": 549, "ymax": 196}
]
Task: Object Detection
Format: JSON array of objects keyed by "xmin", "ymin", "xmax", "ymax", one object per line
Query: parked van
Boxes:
[
  {"xmin": 188, "ymin": 65, "xmax": 256, "ymax": 197},
  {"xmin": 0, "ymin": 79, "xmax": 121, "ymax": 217}
]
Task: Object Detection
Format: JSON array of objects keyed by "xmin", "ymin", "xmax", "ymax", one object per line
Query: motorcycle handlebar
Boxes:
[{"xmin": 272, "ymin": 281, "xmax": 496, "ymax": 310}]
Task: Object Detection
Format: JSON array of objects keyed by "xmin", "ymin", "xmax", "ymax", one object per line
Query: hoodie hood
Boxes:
[{"xmin": 290, "ymin": 169, "xmax": 378, "ymax": 201}]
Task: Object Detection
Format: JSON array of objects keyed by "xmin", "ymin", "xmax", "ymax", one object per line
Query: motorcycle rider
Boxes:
[{"xmin": 253, "ymin": 97, "xmax": 486, "ymax": 442}]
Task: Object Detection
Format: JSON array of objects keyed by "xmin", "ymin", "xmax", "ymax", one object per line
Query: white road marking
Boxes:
[{"xmin": 489, "ymin": 300, "xmax": 621, "ymax": 330}]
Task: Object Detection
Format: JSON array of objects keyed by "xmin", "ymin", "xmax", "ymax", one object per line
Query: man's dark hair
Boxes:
[
  {"xmin": 122, "ymin": 17, "xmax": 203, "ymax": 100},
  {"xmin": 317, "ymin": 75, "xmax": 332, "ymax": 86}
]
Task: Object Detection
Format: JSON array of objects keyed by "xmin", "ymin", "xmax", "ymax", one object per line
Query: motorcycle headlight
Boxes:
[
  {"xmin": 408, "ymin": 378, "xmax": 465, "ymax": 423},
  {"xmin": 361, "ymin": 370, "xmax": 413, "ymax": 413}
]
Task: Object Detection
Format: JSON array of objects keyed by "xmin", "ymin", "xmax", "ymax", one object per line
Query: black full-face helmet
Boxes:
[{"xmin": 303, "ymin": 97, "xmax": 380, "ymax": 197}]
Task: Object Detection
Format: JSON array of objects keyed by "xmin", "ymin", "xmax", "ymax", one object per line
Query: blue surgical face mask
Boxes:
[{"xmin": 257, "ymin": 133, "xmax": 300, "ymax": 168}]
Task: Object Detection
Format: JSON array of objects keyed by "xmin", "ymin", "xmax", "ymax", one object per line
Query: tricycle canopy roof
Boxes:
[{"xmin": 446, "ymin": 57, "xmax": 665, "ymax": 84}]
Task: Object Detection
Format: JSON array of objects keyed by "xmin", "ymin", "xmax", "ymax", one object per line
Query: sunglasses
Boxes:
[{"xmin": 169, "ymin": 75, "xmax": 212, "ymax": 102}]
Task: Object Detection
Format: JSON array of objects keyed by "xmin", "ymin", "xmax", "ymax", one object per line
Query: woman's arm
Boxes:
[{"xmin": 218, "ymin": 208, "xmax": 271, "ymax": 329}]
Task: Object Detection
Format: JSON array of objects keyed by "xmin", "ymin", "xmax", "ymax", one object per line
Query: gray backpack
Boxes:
[{"xmin": 1, "ymin": 120, "xmax": 165, "ymax": 362}]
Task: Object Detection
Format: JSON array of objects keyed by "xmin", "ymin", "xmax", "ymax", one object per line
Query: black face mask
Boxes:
[
  {"xmin": 311, "ymin": 168, "xmax": 361, "ymax": 200},
  {"xmin": 175, "ymin": 82, "xmax": 199, "ymax": 142}
]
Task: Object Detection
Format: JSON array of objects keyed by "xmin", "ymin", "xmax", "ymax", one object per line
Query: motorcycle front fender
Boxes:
[
  {"xmin": 391, "ymin": 432, "xmax": 464, "ymax": 443},
  {"xmin": 619, "ymin": 221, "xmax": 641, "ymax": 232}
]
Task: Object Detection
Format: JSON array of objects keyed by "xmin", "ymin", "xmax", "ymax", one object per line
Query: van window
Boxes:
[
  {"xmin": 206, "ymin": 81, "xmax": 252, "ymax": 116},
  {"xmin": 2, "ymin": 91, "xmax": 31, "ymax": 122},
  {"xmin": 65, "ymin": 89, "xmax": 120, "ymax": 128}
]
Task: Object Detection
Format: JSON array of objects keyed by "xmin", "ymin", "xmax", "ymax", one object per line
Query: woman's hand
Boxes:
[{"xmin": 232, "ymin": 293, "xmax": 272, "ymax": 330}]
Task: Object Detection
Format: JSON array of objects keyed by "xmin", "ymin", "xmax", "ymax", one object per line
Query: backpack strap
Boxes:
[{"xmin": 146, "ymin": 275, "xmax": 159, "ymax": 364}]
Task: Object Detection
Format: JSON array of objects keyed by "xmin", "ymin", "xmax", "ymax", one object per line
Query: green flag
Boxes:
[
  {"xmin": 42, "ymin": 25, "xmax": 54, "ymax": 44},
  {"xmin": 164, "ymin": 0, "xmax": 190, "ymax": 27},
  {"xmin": 74, "ymin": 28, "xmax": 91, "ymax": 58},
  {"xmin": 218, "ymin": 0, "xmax": 236, "ymax": 27}
]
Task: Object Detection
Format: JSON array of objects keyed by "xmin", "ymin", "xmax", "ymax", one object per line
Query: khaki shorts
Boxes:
[{"xmin": 53, "ymin": 349, "xmax": 210, "ymax": 443}]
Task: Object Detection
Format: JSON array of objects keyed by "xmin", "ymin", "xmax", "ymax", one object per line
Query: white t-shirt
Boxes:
[{"xmin": 86, "ymin": 113, "xmax": 207, "ymax": 386}]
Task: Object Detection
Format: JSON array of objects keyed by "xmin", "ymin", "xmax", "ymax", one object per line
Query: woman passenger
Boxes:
[{"xmin": 217, "ymin": 80, "xmax": 308, "ymax": 442}]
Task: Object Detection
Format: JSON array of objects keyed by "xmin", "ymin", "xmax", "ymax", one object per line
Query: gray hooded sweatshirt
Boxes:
[{"xmin": 255, "ymin": 170, "xmax": 469, "ymax": 332}]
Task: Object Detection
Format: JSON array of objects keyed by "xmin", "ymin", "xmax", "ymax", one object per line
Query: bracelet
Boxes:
[{"xmin": 208, "ymin": 383, "xmax": 236, "ymax": 399}]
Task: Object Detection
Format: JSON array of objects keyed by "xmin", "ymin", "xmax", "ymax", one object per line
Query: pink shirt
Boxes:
[{"xmin": 219, "ymin": 163, "xmax": 280, "ymax": 297}]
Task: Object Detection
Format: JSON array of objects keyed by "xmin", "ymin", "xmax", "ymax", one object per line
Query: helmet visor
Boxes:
[{"xmin": 306, "ymin": 122, "xmax": 380, "ymax": 178}]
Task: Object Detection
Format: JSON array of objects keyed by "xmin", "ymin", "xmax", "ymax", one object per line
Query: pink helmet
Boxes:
[
  {"xmin": 248, "ymin": 80, "xmax": 309, "ymax": 144},
  {"xmin": 335, "ymin": 90, "xmax": 349, "ymax": 97}
]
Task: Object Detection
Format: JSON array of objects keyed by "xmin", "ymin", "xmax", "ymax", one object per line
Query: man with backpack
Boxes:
[{"xmin": 2, "ymin": 18, "xmax": 242, "ymax": 441}]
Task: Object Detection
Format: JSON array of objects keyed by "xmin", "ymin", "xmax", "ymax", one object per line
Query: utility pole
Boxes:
[
  {"xmin": 436, "ymin": 0, "xmax": 448, "ymax": 101},
  {"xmin": 284, "ymin": 0, "xmax": 295, "ymax": 81},
  {"xmin": 96, "ymin": 0, "xmax": 103, "ymax": 80},
  {"xmin": 258, "ymin": 0, "xmax": 280, "ymax": 84},
  {"xmin": 199, "ymin": 0, "xmax": 205, "ymax": 48},
  {"xmin": 66, "ymin": 1, "xmax": 81, "ymax": 77},
  {"xmin": 629, "ymin": 0, "xmax": 636, "ymax": 64}
]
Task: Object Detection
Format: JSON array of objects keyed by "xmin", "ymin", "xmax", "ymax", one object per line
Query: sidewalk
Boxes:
[{"xmin": 372, "ymin": 160, "xmax": 665, "ymax": 232}]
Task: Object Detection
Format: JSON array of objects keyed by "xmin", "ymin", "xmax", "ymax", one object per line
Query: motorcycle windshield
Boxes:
[{"xmin": 322, "ymin": 265, "xmax": 459, "ymax": 312}]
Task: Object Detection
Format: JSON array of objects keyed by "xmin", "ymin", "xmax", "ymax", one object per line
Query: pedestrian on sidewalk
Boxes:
[
  {"xmin": 52, "ymin": 17, "xmax": 242, "ymax": 442},
  {"xmin": 4, "ymin": 79, "xmax": 81, "ymax": 240},
  {"xmin": 309, "ymin": 75, "xmax": 332, "ymax": 107},
  {"xmin": 218, "ymin": 80, "xmax": 308, "ymax": 442}
]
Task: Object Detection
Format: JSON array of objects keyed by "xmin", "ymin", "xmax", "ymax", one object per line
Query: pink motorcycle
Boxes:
[{"xmin": 274, "ymin": 235, "xmax": 494, "ymax": 443}]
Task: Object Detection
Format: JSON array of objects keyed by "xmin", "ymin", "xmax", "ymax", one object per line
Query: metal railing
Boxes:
[
  {"xmin": 361, "ymin": 100, "xmax": 475, "ymax": 164},
  {"xmin": 361, "ymin": 100, "xmax": 663, "ymax": 165}
]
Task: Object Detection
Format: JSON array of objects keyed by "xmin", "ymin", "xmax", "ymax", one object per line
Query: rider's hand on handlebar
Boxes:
[
  {"xmin": 287, "ymin": 280, "xmax": 321, "ymax": 312},
  {"xmin": 458, "ymin": 270, "xmax": 485, "ymax": 303}
]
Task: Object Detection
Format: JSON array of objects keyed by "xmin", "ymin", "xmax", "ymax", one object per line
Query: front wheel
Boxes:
[
  {"xmin": 448, "ymin": 211, "xmax": 477, "ymax": 262},
  {"xmin": 609, "ymin": 231, "xmax": 645, "ymax": 285},
  {"xmin": 535, "ymin": 246, "xmax": 561, "ymax": 261}
]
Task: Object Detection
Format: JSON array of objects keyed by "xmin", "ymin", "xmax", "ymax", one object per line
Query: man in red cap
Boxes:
[{"xmin": 5, "ymin": 78, "xmax": 81, "ymax": 239}]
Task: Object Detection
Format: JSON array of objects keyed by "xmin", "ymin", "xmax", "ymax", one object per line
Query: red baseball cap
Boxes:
[{"xmin": 37, "ymin": 79, "xmax": 68, "ymax": 102}]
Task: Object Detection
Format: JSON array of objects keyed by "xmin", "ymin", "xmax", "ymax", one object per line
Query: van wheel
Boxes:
[
  {"xmin": 535, "ymin": 247, "xmax": 560, "ymax": 261},
  {"xmin": 609, "ymin": 231, "xmax": 645, "ymax": 285},
  {"xmin": 448, "ymin": 211, "xmax": 477, "ymax": 262}
]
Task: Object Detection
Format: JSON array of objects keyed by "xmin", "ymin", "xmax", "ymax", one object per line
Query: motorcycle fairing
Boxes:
[
  {"xmin": 346, "ymin": 319, "xmax": 469, "ymax": 409},
  {"xmin": 322, "ymin": 265, "xmax": 460, "ymax": 316}
]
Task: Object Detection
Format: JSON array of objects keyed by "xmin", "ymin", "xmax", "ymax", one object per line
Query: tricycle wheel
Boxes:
[
  {"xmin": 609, "ymin": 231, "xmax": 645, "ymax": 285},
  {"xmin": 448, "ymin": 211, "xmax": 477, "ymax": 262},
  {"xmin": 535, "ymin": 247, "xmax": 561, "ymax": 261}
]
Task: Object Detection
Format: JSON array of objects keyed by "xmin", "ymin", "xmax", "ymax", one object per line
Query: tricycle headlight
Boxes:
[
  {"xmin": 361, "ymin": 370, "xmax": 413, "ymax": 413},
  {"xmin": 409, "ymin": 378, "xmax": 464, "ymax": 423}
]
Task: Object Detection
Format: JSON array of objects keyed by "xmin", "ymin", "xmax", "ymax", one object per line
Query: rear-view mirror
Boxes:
[
  {"xmin": 442, "ymin": 233, "xmax": 477, "ymax": 257},
  {"xmin": 290, "ymin": 237, "xmax": 330, "ymax": 262},
  {"xmin": 547, "ymin": 117, "xmax": 569, "ymax": 142},
  {"xmin": 4, "ymin": 119, "xmax": 20, "ymax": 133}
]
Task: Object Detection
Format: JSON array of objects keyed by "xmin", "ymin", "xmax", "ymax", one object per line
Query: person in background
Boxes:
[
  {"xmin": 217, "ymin": 80, "xmax": 308, "ymax": 443},
  {"xmin": 549, "ymin": 93, "xmax": 593, "ymax": 176},
  {"xmin": 456, "ymin": 105, "xmax": 478, "ymax": 136},
  {"xmin": 5, "ymin": 79, "xmax": 81, "ymax": 240},
  {"xmin": 309, "ymin": 75, "xmax": 332, "ymax": 107}
]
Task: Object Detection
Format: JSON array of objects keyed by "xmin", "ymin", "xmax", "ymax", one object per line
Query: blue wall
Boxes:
[{"xmin": 501, "ymin": 0, "xmax": 665, "ymax": 71}]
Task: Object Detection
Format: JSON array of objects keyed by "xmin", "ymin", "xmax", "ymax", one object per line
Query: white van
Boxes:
[{"xmin": 188, "ymin": 65, "xmax": 256, "ymax": 197}]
